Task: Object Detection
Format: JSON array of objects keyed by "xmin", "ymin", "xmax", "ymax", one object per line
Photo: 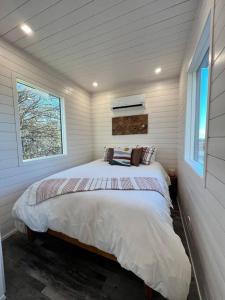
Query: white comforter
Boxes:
[{"xmin": 12, "ymin": 160, "xmax": 191, "ymax": 300}]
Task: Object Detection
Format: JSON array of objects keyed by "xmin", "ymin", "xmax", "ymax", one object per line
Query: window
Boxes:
[
  {"xmin": 194, "ymin": 51, "xmax": 209, "ymax": 165},
  {"xmin": 16, "ymin": 80, "xmax": 66, "ymax": 162},
  {"xmin": 185, "ymin": 15, "xmax": 210, "ymax": 176}
]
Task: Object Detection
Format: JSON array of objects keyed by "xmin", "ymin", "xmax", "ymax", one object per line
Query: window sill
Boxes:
[
  {"xmin": 185, "ymin": 158, "xmax": 204, "ymax": 178},
  {"xmin": 18, "ymin": 153, "xmax": 67, "ymax": 166}
]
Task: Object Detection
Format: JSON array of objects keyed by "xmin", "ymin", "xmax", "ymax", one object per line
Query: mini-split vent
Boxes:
[
  {"xmin": 113, "ymin": 103, "xmax": 144, "ymax": 110},
  {"xmin": 112, "ymin": 94, "xmax": 145, "ymax": 110}
]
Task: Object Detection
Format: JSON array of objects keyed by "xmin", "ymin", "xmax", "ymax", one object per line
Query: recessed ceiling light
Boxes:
[
  {"xmin": 155, "ymin": 67, "xmax": 162, "ymax": 74},
  {"xmin": 92, "ymin": 81, "xmax": 98, "ymax": 87},
  {"xmin": 20, "ymin": 23, "xmax": 33, "ymax": 35}
]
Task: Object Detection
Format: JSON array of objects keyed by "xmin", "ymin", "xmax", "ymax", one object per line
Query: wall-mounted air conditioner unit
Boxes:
[{"xmin": 112, "ymin": 94, "xmax": 145, "ymax": 110}]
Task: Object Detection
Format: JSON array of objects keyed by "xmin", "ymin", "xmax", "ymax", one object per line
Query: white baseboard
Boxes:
[
  {"xmin": 2, "ymin": 229, "xmax": 17, "ymax": 241},
  {"xmin": 177, "ymin": 200, "xmax": 203, "ymax": 300}
]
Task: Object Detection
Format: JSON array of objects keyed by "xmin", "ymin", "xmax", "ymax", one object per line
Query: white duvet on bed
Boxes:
[{"xmin": 12, "ymin": 160, "xmax": 191, "ymax": 300}]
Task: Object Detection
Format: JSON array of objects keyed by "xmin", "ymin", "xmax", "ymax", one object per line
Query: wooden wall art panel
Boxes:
[{"xmin": 112, "ymin": 114, "xmax": 148, "ymax": 135}]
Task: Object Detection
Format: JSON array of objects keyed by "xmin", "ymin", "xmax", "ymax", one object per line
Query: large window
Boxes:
[
  {"xmin": 185, "ymin": 15, "xmax": 210, "ymax": 176},
  {"xmin": 16, "ymin": 80, "xmax": 66, "ymax": 162}
]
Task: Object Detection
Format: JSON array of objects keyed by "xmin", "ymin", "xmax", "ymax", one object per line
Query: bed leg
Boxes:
[
  {"xmin": 144, "ymin": 284, "xmax": 153, "ymax": 300},
  {"xmin": 27, "ymin": 227, "xmax": 36, "ymax": 242}
]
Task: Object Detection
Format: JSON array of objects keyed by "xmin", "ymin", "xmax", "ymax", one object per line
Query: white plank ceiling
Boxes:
[{"xmin": 0, "ymin": 0, "xmax": 198, "ymax": 92}]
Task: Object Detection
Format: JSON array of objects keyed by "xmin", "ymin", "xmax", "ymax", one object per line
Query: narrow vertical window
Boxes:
[
  {"xmin": 185, "ymin": 15, "xmax": 210, "ymax": 176},
  {"xmin": 194, "ymin": 50, "xmax": 209, "ymax": 165}
]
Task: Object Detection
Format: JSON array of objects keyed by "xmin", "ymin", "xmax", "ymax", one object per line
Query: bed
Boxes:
[{"xmin": 12, "ymin": 159, "xmax": 191, "ymax": 300}]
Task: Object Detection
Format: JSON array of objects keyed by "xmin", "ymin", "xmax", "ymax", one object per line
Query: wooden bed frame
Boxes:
[{"xmin": 27, "ymin": 227, "xmax": 153, "ymax": 300}]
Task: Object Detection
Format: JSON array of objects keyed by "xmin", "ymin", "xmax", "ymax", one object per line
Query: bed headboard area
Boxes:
[{"xmin": 92, "ymin": 79, "xmax": 178, "ymax": 171}]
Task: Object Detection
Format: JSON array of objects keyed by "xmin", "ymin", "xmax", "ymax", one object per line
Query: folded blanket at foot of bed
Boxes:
[{"xmin": 29, "ymin": 176, "xmax": 169, "ymax": 205}]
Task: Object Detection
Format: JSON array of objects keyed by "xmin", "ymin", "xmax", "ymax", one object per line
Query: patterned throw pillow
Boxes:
[
  {"xmin": 103, "ymin": 147, "xmax": 114, "ymax": 162},
  {"xmin": 131, "ymin": 148, "xmax": 143, "ymax": 166},
  {"xmin": 141, "ymin": 146, "xmax": 156, "ymax": 165},
  {"xmin": 111, "ymin": 147, "xmax": 132, "ymax": 166}
]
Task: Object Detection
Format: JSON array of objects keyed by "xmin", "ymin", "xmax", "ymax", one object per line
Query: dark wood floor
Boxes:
[{"xmin": 2, "ymin": 206, "xmax": 199, "ymax": 300}]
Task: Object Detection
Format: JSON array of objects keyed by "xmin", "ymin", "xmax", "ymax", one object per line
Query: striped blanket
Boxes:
[{"xmin": 32, "ymin": 177, "xmax": 167, "ymax": 205}]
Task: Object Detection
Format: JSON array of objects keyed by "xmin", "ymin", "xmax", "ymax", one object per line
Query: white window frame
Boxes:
[
  {"xmin": 13, "ymin": 74, "xmax": 67, "ymax": 165},
  {"xmin": 185, "ymin": 13, "xmax": 212, "ymax": 178}
]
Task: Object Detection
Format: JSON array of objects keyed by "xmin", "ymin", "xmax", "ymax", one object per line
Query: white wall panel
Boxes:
[
  {"xmin": 178, "ymin": 0, "xmax": 225, "ymax": 298},
  {"xmin": 0, "ymin": 39, "xmax": 92, "ymax": 238},
  {"xmin": 92, "ymin": 79, "xmax": 178, "ymax": 171}
]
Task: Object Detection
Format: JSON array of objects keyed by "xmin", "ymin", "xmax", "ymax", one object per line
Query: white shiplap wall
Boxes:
[
  {"xmin": 178, "ymin": 0, "xmax": 225, "ymax": 299},
  {"xmin": 0, "ymin": 38, "xmax": 92, "ymax": 239},
  {"xmin": 92, "ymin": 79, "xmax": 179, "ymax": 171}
]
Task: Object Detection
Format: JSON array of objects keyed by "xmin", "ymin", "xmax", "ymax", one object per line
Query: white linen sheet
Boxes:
[{"xmin": 12, "ymin": 160, "xmax": 191, "ymax": 300}]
